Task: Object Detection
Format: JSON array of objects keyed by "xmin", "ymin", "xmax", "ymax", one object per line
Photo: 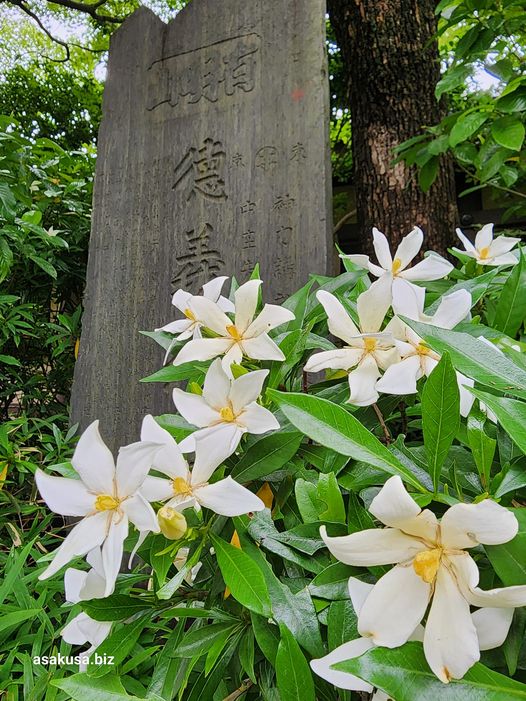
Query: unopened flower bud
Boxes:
[{"xmin": 158, "ymin": 506, "xmax": 187, "ymax": 540}]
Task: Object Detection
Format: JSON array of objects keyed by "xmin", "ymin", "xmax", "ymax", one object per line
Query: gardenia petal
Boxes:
[
  {"xmin": 191, "ymin": 424, "xmax": 243, "ymax": 484},
  {"xmin": 458, "ymin": 373, "xmax": 475, "ymax": 417},
  {"xmin": 310, "ymin": 638, "xmax": 375, "ymax": 692},
  {"xmin": 440, "ymin": 499, "xmax": 518, "ymax": 549},
  {"xmin": 320, "ymin": 525, "xmax": 426, "ymax": 566},
  {"xmin": 347, "ymin": 356, "xmax": 381, "ymax": 406},
  {"xmin": 39, "ymin": 512, "xmax": 108, "ymax": 580},
  {"xmin": 456, "ymin": 228, "xmax": 476, "ymax": 253},
  {"xmin": 172, "ymin": 388, "xmax": 221, "ymax": 427},
  {"xmin": 193, "ymin": 477, "xmax": 265, "ymax": 516},
  {"xmin": 472, "ymin": 607, "xmax": 514, "ymax": 651},
  {"xmin": 357, "ymin": 274, "xmax": 392, "ymax": 333},
  {"xmin": 474, "ymin": 223, "xmax": 494, "ymax": 250},
  {"xmin": 140, "ymin": 415, "xmax": 187, "ymax": 479},
  {"xmin": 157, "ymin": 319, "xmax": 191, "ymax": 335},
  {"xmin": 121, "ymin": 493, "xmax": 160, "ymax": 533},
  {"xmin": 431, "ymin": 289, "xmax": 472, "ymax": 329},
  {"xmin": 450, "ymin": 552, "xmax": 526, "ymax": 608},
  {"xmin": 221, "ymin": 343, "xmax": 244, "ymax": 373},
  {"xmin": 372, "ymin": 228, "xmax": 393, "ymax": 269},
  {"xmin": 304, "ymin": 348, "xmax": 363, "ymax": 373},
  {"xmin": 64, "ymin": 568, "xmax": 88, "ymax": 603},
  {"xmin": 173, "ymin": 338, "xmax": 233, "ymax": 366},
  {"xmin": 392, "ymin": 277, "xmax": 425, "ymax": 320},
  {"xmin": 340, "ymin": 253, "xmax": 370, "ymax": 269},
  {"xmin": 80, "ymin": 566, "xmax": 107, "ymax": 600},
  {"xmin": 238, "ymin": 403, "xmax": 280, "ymax": 434},
  {"xmin": 493, "ymin": 252, "xmax": 518, "ymax": 266},
  {"xmin": 358, "ymin": 564, "xmax": 431, "ymax": 647},
  {"xmin": 229, "ymin": 369, "xmax": 269, "ymax": 413},
  {"xmin": 35, "ymin": 470, "xmax": 94, "ymax": 517},
  {"xmin": 399, "ymin": 254, "xmax": 453, "ymax": 281},
  {"xmin": 202, "ymin": 358, "xmax": 231, "ymax": 409},
  {"xmin": 317, "ymin": 290, "xmax": 360, "ymax": 344},
  {"xmin": 202, "ymin": 276, "xmax": 231, "ymax": 304},
  {"xmin": 71, "ymin": 420, "xmax": 115, "ymax": 495},
  {"xmin": 62, "ymin": 612, "xmax": 111, "ymax": 647},
  {"xmin": 393, "ymin": 227, "xmax": 423, "ymax": 270},
  {"xmin": 241, "ymin": 333, "xmax": 285, "ymax": 361},
  {"xmin": 140, "ymin": 475, "xmax": 175, "ymax": 502},
  {"xmin": 234, "ymin": 279, "xmax": 262, "ymax": 333},
  {"xmin": 423, "ymin": 564, "xmax": 479, "ymax": 683},
  {"xmin": 188, "ymin": 296, "xmax": 231, "ymax": 335},
  {"xmin": 101, "ymin": 513, "xmax": 129, "ymax": 596},
  {"xmin": 116, "ymin": 441, "xmax": 161, "ymax": 498},
  {"xmin": 245, "ymin": 304, "xmax": 295, "ymax": 337},
  {"xmin": 376, "ymin": 354, "xmax": 422, "ymax": 395},
  {"xmin": 489, "ymin": 234, "xmax": 521, "ymax": 258},
  {"xmin": 369, "ymin": 475, "xmax": 439, "ymax": 541},
  {"xmin": 347, "ymin": 577, "xmax": 375, "ymax": 614}
]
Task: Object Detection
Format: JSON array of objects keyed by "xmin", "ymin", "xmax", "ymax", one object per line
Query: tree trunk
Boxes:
[{"xmin": 328, "ymin": 0, "xmax": 458, "ymax": 256}]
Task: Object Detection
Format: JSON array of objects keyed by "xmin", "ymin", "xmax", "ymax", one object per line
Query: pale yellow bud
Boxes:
[{"xmin": 158, "ymin": 506, "xmax": 187, "ymax": 540}]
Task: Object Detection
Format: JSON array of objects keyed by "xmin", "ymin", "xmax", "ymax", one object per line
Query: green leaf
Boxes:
[
  {"xmin": 0, "ymin": 182, "xmax": 16, "ymax": 220},
  {"xmin": 404, "ymin": 320, "xmax": 526, "ymax": 398},
  {"xmin": 0, "ymin": 609, "xmax": 41, "ymax": 633},
  {"xmin": 486, "ymin": 509, "xmax": 526, "ymax": 586},
  {"xmin": 467, "ymin": 410, "xmax": 496, "ymax": 489},
  {"xmin": 175, "ymin": 622, "xmax": 239, "ymax": 658},
  {"xmin": 0, "ymin": 354, "xmax": 21, "ymax": 367},
  {"xmin": 211, "ymin": 533, "xmax": 272, "ymax": 617},
  {"xmin": 497, "ymin": 87, "xmax": 526, "ymax": 114},
  {"xmin": 276, "ymin": 624, "xmax": 315, "ymax": 701},
  {"xmin": 29, "ymin": 254, "xmax": 57, "ymax": 279},
  {"xmin": 328, "ymin": 599, "xmax": 359, "ymax": 650},
  {"xmin": 422, "ymin": 353, "xmax": 460, "ymax": 492},
  {"xmin": 449, "ymin": 112, "xmax": 489, "ymax": 147},
  {"xmin": 492, "ymin": 252, "xmax": 526, "ymax": 336},
  {"xmin": 335, "ymin": 641, "xmax": 526, "ymax": 700},
  {"xmin": 52, "ymin": 673, "xmax": 142, "ymax": 700},
  {"xmin": 140, "ymin": 362, "xmax": 208, "ymax": 383},
  {"xmin": 238, "ymin": 628, "xmax": 256, "ymax": 683},
  {"xmin": 87, "ymin": 613, "xmax": 150, "ymax": 677},
  {"xmin": 491, "ymin": 116, "xmax": 525, "ymax": 151},
  {"xmin": 231, "ymin": 431, "xmax": 302, "ymax": 482},
  {"xmin": 268, "ymin": 390, "xmax": 426, "ymax": 491},
  {"xmin": 419, "ymin": 156, "xmax": 439, "ymax": 192},
  {"xmin": 317, "ymin": 472, "xmax": 346, "ymax": 522},
  {"xmin": 469, "ymin": 388, "xmax": 526, "ymax": 455},
  {"xmin": 81, "ymin": 594, "xmax": 154, "ymax": 621},
  {"xmin": 251, "ymin": 612, "xmax": 280, "ymax": 665}
]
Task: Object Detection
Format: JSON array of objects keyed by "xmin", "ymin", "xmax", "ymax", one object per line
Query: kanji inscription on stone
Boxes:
[{"xmin": 71, "ymin": 0, "xmax": 333, "ymax": 450}]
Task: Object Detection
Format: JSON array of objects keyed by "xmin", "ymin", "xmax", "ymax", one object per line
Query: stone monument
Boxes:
[{"xmin": 71, "ymin": 0, "xmax": 333, "ymax": 451}]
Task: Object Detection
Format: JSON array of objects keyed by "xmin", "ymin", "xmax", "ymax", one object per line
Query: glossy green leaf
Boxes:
[
  {"xmin": 174, "ymin": 622, "xmax": 239, "ymax": 658},
  {"xmin": 422, "ymin": 353, "xmax": 460, "ymax": 491},
  {"xmin": 0, "ymin": 609, "xmax": 41, "ymax": 633},
  {"xmin": 140, "ymin": 361, "xmax": 208, "ymax": 383},
  {"xmin": 405, "ymin": 320, "xmax": 526, "ymax": 398},
  {"xmin": 469, "ymin": 388, "xmax": 526, "ymax": 455},
  {"xmin": 276, "ymin": 624, "xmax": 315, "ymax": 701},
  {"xmin": 419, "ymin": 156, "xmax": 439, "ymax": 192},
  {"xmin": 87, "ymin": 613, "xmax": 150, "ymax": 678},
  {"xmin": 491, "ymin": 116, "xmax": 525, "ymax": 151},
  {"xmin": 492, "ymin": 252, "xmax": 526, "ymax": 337},
  {"xmin": 486, "ymin": 509, "xmax": 526, "ymax": 587},
  {"xmin": 81, "ymin": 595, "xmax": 153, "ymax": 622},
  {"xmin": 335, "ymin": 641, "xmax": 526, "ymax": 700},
  {"xmin": 467, "ymin": 410, "xmax": 496, "ymax": 489},
  {"xmin": 268, "ymin": 390, "xmax": 426, "ymax": 490},
  {"xmin": 52, "ymin": 674, "xmax": 142, "ymax": 700},
  {"xmin": 449, "ymin": 112, "xmax": 488, "ymax": 147},
  {"xmin": 231, "ymin": 430, "xmax": 302, "ymax": 482},
  {"xmin": 327, "ymin": 599, "xmax": 359, "ymax": 650},
  {"xmin": 211, "ymin": 534, "xmax": 272, "ymax": 617}
]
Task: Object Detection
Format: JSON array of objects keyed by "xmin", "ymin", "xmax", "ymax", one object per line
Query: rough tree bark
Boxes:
[{"xmin": 328, "ymin": 0, "xmax": 458, "ymax": 256}]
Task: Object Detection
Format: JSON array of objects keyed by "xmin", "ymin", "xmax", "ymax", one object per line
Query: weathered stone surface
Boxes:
[{"xmin": 71, "ymin": 0, "xmax": 333, "ymax": 451}]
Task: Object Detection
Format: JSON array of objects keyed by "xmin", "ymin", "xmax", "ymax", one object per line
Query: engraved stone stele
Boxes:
[{"xmin": 71, "ymin": 0, "xmax": 333, "ymax": 451}]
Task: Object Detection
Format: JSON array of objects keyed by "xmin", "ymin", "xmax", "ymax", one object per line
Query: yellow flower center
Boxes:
[
  {"xmin": 416, "ymin": 342, "xmax": 431, "ymax": 356},
  {"xmin": 363, "ymin": 337, "xmax": 377, "ymax": 353},
  {"xmin": 172, "ymin": 477, "xmax": 193, "ymax": 497},
  {"xmin": 392, "ymin": 257, "xmax": 402, "ymax": 275},
  {"xmin": 94, "ymin": 494, "xmax": 120, "ymax": 512},
  {"xmin": 479, "ymin": 246, "xmax": 490, "ymax": 260},
  {"xmin": 226, "ymin": 324, "xmax": 243, "ymax": 341},
  {"xmin": 413, "ymin": 548, "xmax": 442, "ymax": 583},
  {"xmin": 220, "ymin": 406, "xmax": 236, "ymax": 422},
  {"xmin": 184, "ymin": 308, "xmax": 196, "ymax": 321}
]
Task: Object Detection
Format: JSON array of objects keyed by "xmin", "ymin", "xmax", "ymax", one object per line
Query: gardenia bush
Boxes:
[{"xmin": 24, "ymin": 224, "xmax": 526, "ymax": 700}]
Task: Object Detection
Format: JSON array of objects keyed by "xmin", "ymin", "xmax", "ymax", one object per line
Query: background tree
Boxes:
[{"xmin": 327, "ymin": 0, "xmax": 458, "ymax": 255}]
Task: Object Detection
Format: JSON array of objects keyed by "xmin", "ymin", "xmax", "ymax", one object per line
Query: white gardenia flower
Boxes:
[
  {"xmin": 321, "ymin": 476, "xmax": 525, "ymax": 683},
  {"xmin": 304, "ymin": 286, "xmax": 399, "ymax": 406},
  {"xmin": 157, "ymin": 276, "xmax": 235, "ymax": 341},
  {"xmin": 312, "ymin": 577, "xmax": 513, "ymax": 694},
  {"xmin": 172, "ymin": 279, "xmax": 295, "ymax": 373},
  {"xmin": 172, "ymin": 359, "xmax": 279, "ymax": 463},
  {"xmin": 454, "ymin": 223, "xmax": 520, "ymax": 266},
  {"xmin": 376, "ymin": 290, "xmax": 475, "ymax": 416},
  {"xmin": 61, "ymin": 548, "xmax": 112, "ymax": 663},
  {"xmin": 341, "ymin": 227, "xmax": 453, "ymax": 318},
  {"xmin": 35, "ymin": 421, "xmax": 161, "ymax": 594},
  {"xmin": 139, "ymin": 415, "xmax": 265, "ymax": 517}
]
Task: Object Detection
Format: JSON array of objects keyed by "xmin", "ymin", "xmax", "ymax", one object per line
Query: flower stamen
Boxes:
[
  {"xmin": 478, "ymin": 246, "xmax": 490, "ymax": 260},
  {"xmin": 413, "ymin": 548, "xmax": 442, "ymax": 583},
  {"xmin": 226, "ymin": 324, "xmax": 243, "ymax": 341},
  {"xmin": 363, "ymin": 337, "xmax": 377, "ymax": 353},
  {"xmin": 392, "ymin": 258, "xmax": 402, "ymax": 275},
  {"xmin": 95, "ymin": 494, "xmax": 120, "ymax": 512},
  {"xmin": 184, "ymin": 308, "xmax": 196, "ymax": 321},
  {"xmin": 173, "ymin": 477, "xmax": 193, "ymax": 497},
  {"xmin": 220, "ymin": 406, "xmax": 236, "ymax": 422}
]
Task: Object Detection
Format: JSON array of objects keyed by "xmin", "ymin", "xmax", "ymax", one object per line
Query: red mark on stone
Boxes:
[{"xmin": 291, "ymin": 87, "xmax": 305, "ymax": 102}]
